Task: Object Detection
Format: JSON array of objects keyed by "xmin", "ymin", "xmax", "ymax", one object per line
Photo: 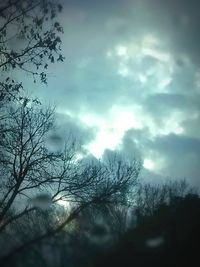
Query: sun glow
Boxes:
[
  {"xmin": 56, "ymin": 197, "xmax": 70, "ymax": 209},
  {"xmin": 143, "ymin": 158, "xmax": 155, "ymax": 170}
]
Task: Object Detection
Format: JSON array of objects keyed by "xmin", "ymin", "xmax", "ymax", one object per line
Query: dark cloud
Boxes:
[
  {"xmin": 147, "ymin": 0, "xmax": 200, "ymax": 66},
  {"xmin": 119, "ymin": 128, "xmax": 150, "ymax": 160},
  {"xmin": 144, "ymin": 93, "xmax": 200, "ymax": 117},
  {"xmin": 148, "ymin": 134, "xmax": 200, "ymax": 186},
  {"xmin": 118, "ymin": 129, "xmax": 200, "ymax": 186},
  {"xmin": 150, "ymin": 134, "xmax": 200, "ymax": 155},
  {"xmin": 47, "ymin": 112, "xmax": 97, "ymax": 154}
]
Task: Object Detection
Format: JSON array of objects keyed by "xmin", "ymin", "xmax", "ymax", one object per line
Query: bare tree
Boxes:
[
  {"xmin": 134, "ymin": 180, "xmax": 195, "ymax": 220},
  {"xmin": 0, "ymin": 0, "xmax": 64, "ymax": 104},
  {"xmin": 0, "ymin": 99, "xmax": 141, "ymax": 264},
  {"xmin": 0, "ymin": 0, "xmax": 64, "ymax": 164}
]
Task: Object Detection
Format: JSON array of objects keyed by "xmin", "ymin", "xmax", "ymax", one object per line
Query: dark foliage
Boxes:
[{"xmin": 93, "ymin": 193, "xmax": 200, "ymax": 267}]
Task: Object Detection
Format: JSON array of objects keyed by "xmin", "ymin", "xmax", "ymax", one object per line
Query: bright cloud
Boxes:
[
  {"xmin": 80, "ymin": 105, "xmax": 143, "ymax": 158},
  {"xmin": 116, "ymin": 45, "xmax": 128, "ymax": 57},
  {"xmin": 106, "ymin": 33, "xmax": 175, "ymax": 96}
]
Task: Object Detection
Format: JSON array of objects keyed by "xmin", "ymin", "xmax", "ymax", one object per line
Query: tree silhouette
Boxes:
[
  {"xmin": 92, "ymin": 185, "xmax": 200, "ymax": 267},
  {"xmin": 0, "ymin": 99, "xmax": 141, "ymax": 265},
  {"xmin": 0, "ymin": 0, "xmax": 64, "ymax": 103},
  {"xmin": 135, "ymin": 180, "xmax": 194, "ymax": 220}
]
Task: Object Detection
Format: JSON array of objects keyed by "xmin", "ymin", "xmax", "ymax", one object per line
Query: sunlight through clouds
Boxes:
[
  {"xmin": 142, "ymin": 151, "xmax": 166, "ymax": 174},
  {"xmin": 57, "ymin": 199, "xmax": 70, "ymax": 209},
  {"xmin": 81, "ymin": 105, "xmax": 143, "ymax": 158},
  {"xmin": 78, "ymin": 100, "xmax": 185, "ymax": 160},
  {"xmin": 55, "ymin": 196, "xmax": 71, "ymax": 209},
  {"xmin": 24, "ymin": 0, "xmax": 200, "ymax": 185},
  {"xmin": 36, "ymin": 0, "xmax": 200, "ymax": 186},
  {"xmin": 143, "ymin": 158, "xmax": 155, "ymax": 170}
]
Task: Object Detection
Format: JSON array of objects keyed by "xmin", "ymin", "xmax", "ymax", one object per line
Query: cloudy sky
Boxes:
[{"xmin": 24, "ymin": 0, "xmax": 200, "ymax": 187}]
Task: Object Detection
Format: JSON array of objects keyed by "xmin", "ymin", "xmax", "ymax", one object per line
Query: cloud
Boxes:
[
  {"xmin": 181, "ymin": 114, "xmax": 200, "ymax": 139},
  {"xmin": 118, "ymin": 129, "xmax": 200, "ymax": 186},
  {"xmin": 44, "ymin": 111, "xmax": 97, "ymax": 156},
  {"xmin": 149, "ymin": 134, "xmax": 200, "ymax": 186},
  {"xmin": 150, "ymin": 134, "xmax": 200, "ymax": 155},
  {"xmin": 18, "ymin": 0, "xmax": 200, "ymax": 187},
  {"xmin": 145, "ymin": 93, "xmax": 199, "ymax": 113}
]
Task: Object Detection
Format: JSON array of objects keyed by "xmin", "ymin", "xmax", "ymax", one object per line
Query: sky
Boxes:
[{"xmin": 22, "ymin": 0, "xmax": 200, "ymax": 187}]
